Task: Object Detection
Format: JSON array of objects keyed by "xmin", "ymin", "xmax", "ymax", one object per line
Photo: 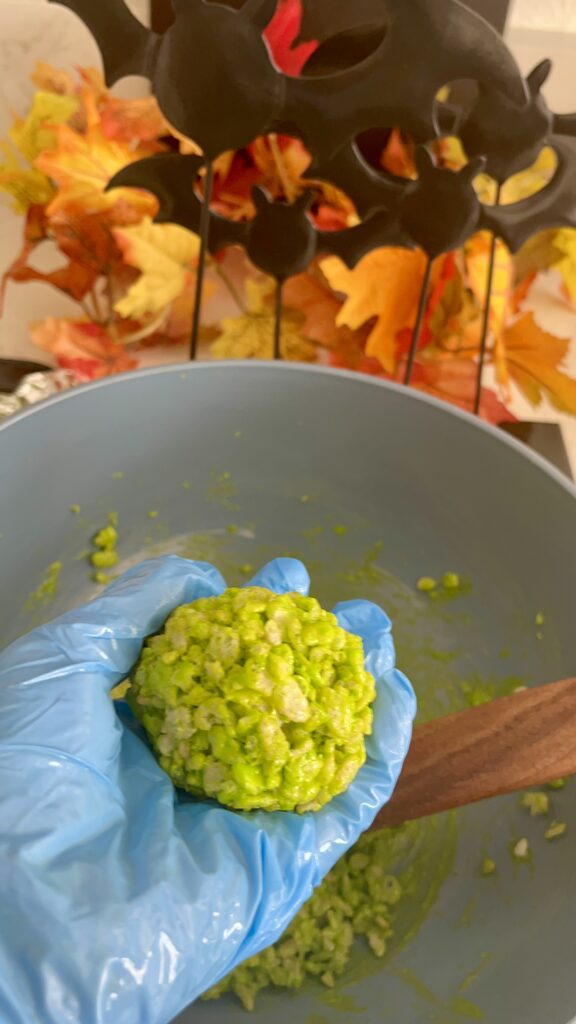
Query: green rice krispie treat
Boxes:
[{"xmin": 129, "ymin": 587, "xmax": 376, "ymax": 812}]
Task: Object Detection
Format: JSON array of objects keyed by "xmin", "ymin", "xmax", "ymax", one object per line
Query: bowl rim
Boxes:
[{"xmin": 2, "ymin": 359, "xmax": 575, "ymax": 503}]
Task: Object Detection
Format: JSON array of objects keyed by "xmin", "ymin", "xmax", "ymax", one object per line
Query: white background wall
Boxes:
[{"xmin": 509, "ymin": 0, "xmax": 576, "ymax": 31}]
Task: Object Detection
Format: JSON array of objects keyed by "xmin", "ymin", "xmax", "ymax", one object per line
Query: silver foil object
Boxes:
[{"xmin": 0, "ymin": 369, "xmax": 84, "ymax": 422}]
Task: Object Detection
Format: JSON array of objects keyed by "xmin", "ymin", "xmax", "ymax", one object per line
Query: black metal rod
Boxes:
[
  {"xmin": 474, "ymin": 180, "xmax": 503, "ymax": 415},
  {"xmin": 404, "ymin": 256, "xmax": 433, "ymax": 386},
  {"xmin": 274, "ymin": 279, "xmax": 283, "ymax": 360},
  {"xmin": 190, "ymin": 159, "xmax": 214, "ymax": 361}
]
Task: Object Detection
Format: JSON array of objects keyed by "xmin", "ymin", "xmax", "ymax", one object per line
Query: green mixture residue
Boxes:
[
  {"xmin": 24, "ymin": 561, "xmax": 62, "ymax": 611},
  {"xmin": 129, "ymin": 588, "xmax": 376, "ymax": 812},
  {"xmin": 57, "ymin": 513, "xmax": 570, "ymax": 1015},
  {"xmin": 417, "ymin": 573, "xmax": 471, "ymax": 601},
  {"xmin": 90, "ymin": 513, "xmax": 119, "ymax": 585},
  {"xmin": 204, "ymin": 822, "xmax": 420, "ymax": 1011}
]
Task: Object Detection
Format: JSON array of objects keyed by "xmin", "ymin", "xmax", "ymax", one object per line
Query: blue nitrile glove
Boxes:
[{"xmin": 0, "ymin": 557, "xmax": 416, "ymax": 1024}]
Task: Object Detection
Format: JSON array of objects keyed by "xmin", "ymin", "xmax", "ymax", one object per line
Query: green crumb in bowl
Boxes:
[
  {"xmin": 417, "ymin": 577, "xmax": 437, "ymax": 593},
  {"xmin": 69, "ymin": 504, "xmax": 81, "ymax": 515},
  {"xmin": 548, "ymin": 778, "xmax": 566, "ymax": 790},
  {"xmin": 92, "ymin": 571, "xmax": 112, "ymax": 586},
  {"xmin": 480, "ymin": 857, "xmax": 497, "ymax": 877},
  {"xmin": 520, "ymin": 792, "xmax": 549, "ymax": 817},
  {"xmin": 333, "ymin": 525, "xmax": 349, "ymax": 536},
  {"xmin": 442, "ymin": 572, "xmax": 460, "ymax": 590},
  {"xmin": 535, "ymin": 612, "xmax": 544, "ymax": 627},
  {"xmin": 112, "ymin": 471, "xmax": 124, "ymax": 480},
  {"xmin": 417, "ymin": 572, "xmax": 469, "ymax": 600},
  {"xmin": 545, "ymin": 821, "xmax": 567, "ymax": 841},
  {"xmin": 148, "ymin": 510, "xmax": 159, "ymax": 519},
  {"xmin": 90, "ymin": 515, "xmax": 119, "ymax": 582},
  {"xmin": 129, "ymin": 588, "xmax": 376, "ymax": 813},
  {"xmin": 203, "ymin": 827, "xmax": 403, "ymax": 1011}
]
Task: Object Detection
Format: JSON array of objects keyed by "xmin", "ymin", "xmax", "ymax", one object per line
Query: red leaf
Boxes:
[
  {"xmin": 264, "ymin": 0, "xmax": 318, "ymax": 76},
  {"xmin": 329, "ymin": 349, "xmax": 516, "ymax": 423}
]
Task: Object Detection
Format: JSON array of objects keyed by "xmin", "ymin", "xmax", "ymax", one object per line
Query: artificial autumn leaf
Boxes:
[
  {"xmin": 212, "ymin": 279, "xmax": 315, "ymax": 361},
  {"xmin": 0, "ymin": 148, "xmax": 54, "ymax": 213},
  {"xmin": 321, "ymin": 248, "xmax": 429, "ymax": 372},
  {"xmin": 99, "ymin": 96, "xmax": 171, "ymax": 146},
  {"xmin": 30, "ymin": 317, "xmax": 138, "ymax": 378},
  {"xmin": 411, "ymin": 360, "xmax": 517, "ymax": 423},
  {"xmin": 31, "ymin": 61, "xmax": 76, "ymax": 96},
  {"xmin": 250, "ymin": 134, "xmax": 310, "ymax": 203},
  {"xmin": 0, "ymin": 91, "xmax": 77, "ymax": 213},
  {"xmin": 465, "ymin": 232, "xmax": 514, "ymax": 337},
  {"xmin": 12, "ymin": 91, "xmax": 79, "ymax": 163},
  {"xmin": 113, "ymin": 217, "xmax": 200, "ymax": 319},
  {"xmin": 283, "ymin": 268, "xmax": 365, "ymax": 349},
  {"xmin": 50, "ymin": 210, "xmax": 126, "ymax": 278},
  {"xmin": 418, "ymin": 252, "xmax": 462, "ymax": 345},
  {"xmin": 328, "ymin": 344, "xmax": 515, "ymax": 424},
  {"xmin": 549, "ymin": 228, "xmax": 576, "ymax": 303},
  {"xmin": 380, "ymin": 129, "xmax": 415, "ymax": 179},
  {"xmin": 514, "ymin": 230, "xmax": 561, "ymax": 285},
  {"xmin": 498, "ymin": 312, "xmax": 576, "ymax": 413},
  {"xmin": 35, "ymin": 123, "xmax": 158, "ymax": 220},
  {"xmin": 264, "ymin": 0, "xmax": 318, "ymax": 76},
  {"xmin": 3, "ymin": 248, "xmax": 97, "ymax": 302}
]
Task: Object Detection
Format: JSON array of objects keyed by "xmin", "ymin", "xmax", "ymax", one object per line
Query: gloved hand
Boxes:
[{"xmin": 0, "ymin": 556, "xmax": 416, "ymax": 1024}]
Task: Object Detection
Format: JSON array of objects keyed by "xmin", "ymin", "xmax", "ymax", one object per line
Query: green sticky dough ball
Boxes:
[{"xmin": 130, "ymin": 587, "xmax": 376, "ymax": 813}]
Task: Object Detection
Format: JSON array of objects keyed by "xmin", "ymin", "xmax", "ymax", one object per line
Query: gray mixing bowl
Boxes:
[{"xmin": 1, "ymin": 363, "xmax": 575, "ymax": 1024}]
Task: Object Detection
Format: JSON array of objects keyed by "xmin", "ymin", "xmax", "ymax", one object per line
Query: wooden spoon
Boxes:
[{"xmin": 371, "ymin": 677, "xmax": 576, "ymax": 831}]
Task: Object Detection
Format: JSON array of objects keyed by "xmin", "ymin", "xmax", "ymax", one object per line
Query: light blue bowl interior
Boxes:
[{"xmin": 1, "ymin": 364, "xmax": 575, "ymax": 1024}]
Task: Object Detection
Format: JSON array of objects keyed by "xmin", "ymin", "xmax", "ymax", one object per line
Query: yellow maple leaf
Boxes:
[
  {"xmin": 113, "ymin": 217, "xmax": 200, "ymax": 319},
  {"xmin": 11, "ymin": 91, "xmax": 79, "ymax": 163},
  {"xmin": 549, "ymin": 228, "xmax": 576, "ymax": 303},
  {"xmin": 465, "ymin": 232, "xmax": 514, "ymax": 337},
  {"xmin": 321, "ymin": 248, "xmax": 428, "ymax": 372},
  {"xmin": 498, "ymin": 312, "xmax": 576, "ymax": 413},
  {"xmin": 0, "ymin": 90, "xmax": 77, "ymax": 213},
  {"xmin": 212, "ymin": 279, "xmax": 315, "ymax": 361},
  {"xmin": 35, "ymin": 123, "xmax": 157, "ymax": 219},
  {"xmin": 0, "ymin": 145, "xmax": 54, "ymax": 213}
]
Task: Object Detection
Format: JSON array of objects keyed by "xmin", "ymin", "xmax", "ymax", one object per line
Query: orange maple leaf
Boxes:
[
  {"xmin": 321, "ymin": 248, "xmax": 429, "ymax": 372},
  {"xmin": 282, "ymin": 268, "xmax": 368, "ymax": 351},
  {"xmin": 30, "ymin": 317, "xmax": 138, "ymax": 378},
  {"xmin": 35, "ymin": 123, "xmax": 158, "ymax": 222},
  {"xmin": 498, "ymin": 312, "xmax": 576, "ymax": 414}
]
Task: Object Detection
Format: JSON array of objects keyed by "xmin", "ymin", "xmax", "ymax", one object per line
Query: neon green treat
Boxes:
[
  {"xmin": 130, "ymin": 588, "xmax": 376, "ymax": 812},
  {"xmin": 204, "ymin": 827, "xmax": 402, "ymax": 1011}
]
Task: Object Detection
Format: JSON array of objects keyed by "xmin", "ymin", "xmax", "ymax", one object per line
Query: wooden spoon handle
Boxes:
[{"xmin": 371, "ymin": 677, "xmax": 576, "ymax": 831}]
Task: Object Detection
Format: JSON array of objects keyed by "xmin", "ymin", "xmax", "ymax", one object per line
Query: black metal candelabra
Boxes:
[{"xmin": 50, "ymin": 0, "xmax": 576, "ymax": 416}]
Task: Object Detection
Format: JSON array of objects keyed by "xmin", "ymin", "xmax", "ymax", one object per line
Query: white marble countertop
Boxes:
[{"xmin": 0, "ymin": 1, "xmax": 575, "ymax": 477}]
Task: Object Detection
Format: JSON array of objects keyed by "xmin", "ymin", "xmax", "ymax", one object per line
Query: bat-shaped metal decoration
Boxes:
[
  {"xmin": 399, "ymin": 149, "xmax": 486, "ymax": 259},
  {"xmin": 50, "ymin": 0, "xmax": 284, "ymax": 159},
  {"xmin": 50, "ymin": 0, "xmax": 527, "ymax": 166},
  {"xmin": 402, "ymin": 138, "xmax": 576, "ymax": 257},
  {"xmin": 481, "ymin": 135, "xmax": 576, "ymax": 253},
  {"xmin": 281, "ymin": 0, "xmax": 527, "ymax": 159},
  {"xmin": 107, "ymin": 153, "xmax": 411, "ymax": 279},
  {"xmin": 49, "ymin": 0, "xmax": 154, "ymax": 85},
  {"xmin": 461, "ymin": 59, "xmax": 554, "ymax": 183}
]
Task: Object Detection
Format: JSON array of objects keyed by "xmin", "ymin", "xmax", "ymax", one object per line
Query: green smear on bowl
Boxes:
[{"xmin": 24, "ymin": 561, "xmax": 62, "ymax": 612}]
